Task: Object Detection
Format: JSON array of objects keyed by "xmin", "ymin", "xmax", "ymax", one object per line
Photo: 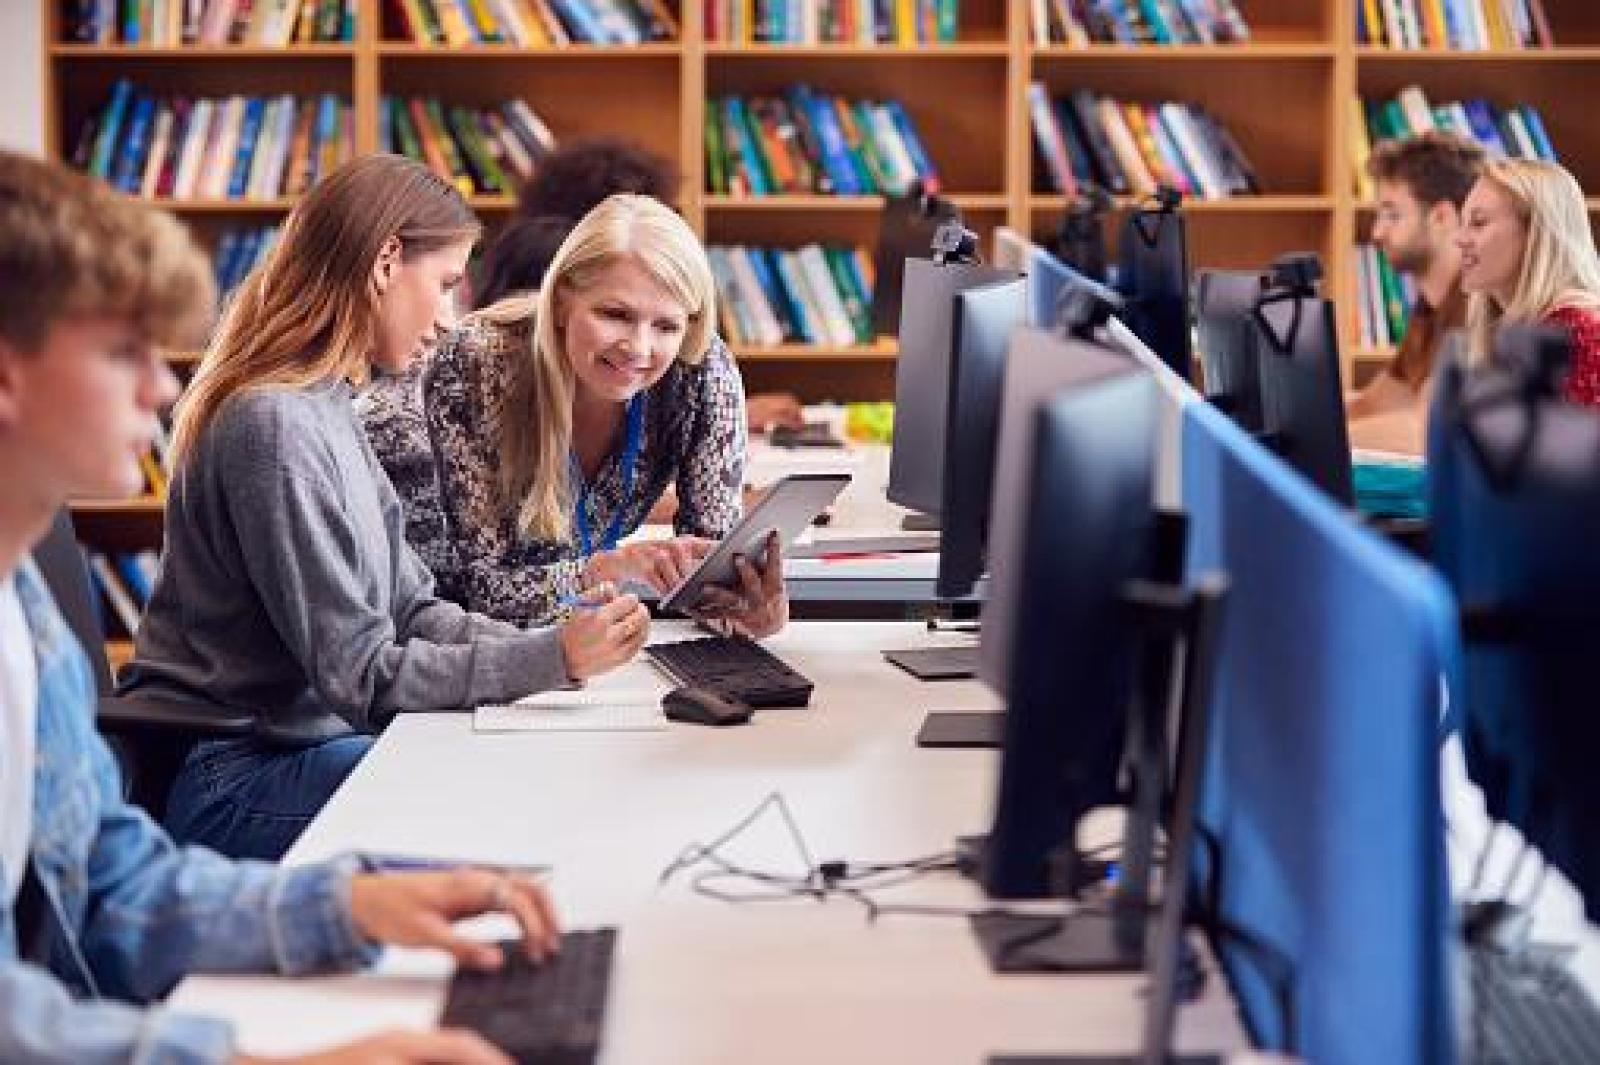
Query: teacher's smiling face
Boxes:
[{"xmin": 556, "ymin": 253, "xmax": 689, "ymax": 406}]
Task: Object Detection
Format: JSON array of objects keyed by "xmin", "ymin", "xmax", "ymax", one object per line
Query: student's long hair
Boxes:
[
  {"xmin": 1465, "ymin": 158, "xmax": 1600, "ymax": 365},
  {"xmin": 171, "ymin": 154, "xmax": 480, "ymax": 462},
  {"xmin": 477, "ymin": 193, "xmax": 715, "ymax": 541}
]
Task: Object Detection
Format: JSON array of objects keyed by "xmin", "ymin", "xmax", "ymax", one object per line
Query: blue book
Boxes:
[
  {"xmin": 545, "ymin": 0, "xmax": 609, "ymax": 43},
  {"xmin": 749, "ymin": 248, "xmax": 806, "ymax": 342},
  {"xmin": 1462, "ymin": 99, "xmax": 1509, "ymax": 157},
  {"xmin": 772, "ymin": 251, "xmax": 822, "ymax": 343},
  {"xmin": 884, "ymin": 100, "xmax": 938, "ymax": 193},
  {"xmin": 113, "ymin": 553, "xmax": 151, "ymax": 604},
  {"xmin": 111, "ymin": 94, "xmax": 155, "ymax": 194},
  {"xmin": 721, "ymin": 98, "xmax": 769, "ymax": 195},
  {"xmin": 1520, "ymin": 106, "xmax": 1557, "ymax": 161},
  {"xmin": 121, "ymin": 0, "xmax": 140, "ymax": 43},
  {"xmin": 213, "ymin": 229, "xmax": 243, "ymax": 291},
  {"xmin": 800, "ymin": 88, "xmax": 863, "ymax": 195},
  {"xmin": 227, "ymin": 97, "xmax": 266, "ymax": 200},
  {"xmin": 89, "ymin": 79, "xmax": 134, "ymax": 180}
]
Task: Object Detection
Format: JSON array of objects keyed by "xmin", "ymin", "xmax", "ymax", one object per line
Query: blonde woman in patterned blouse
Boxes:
[{"xmin": 362, "ymin": 193, "xmax": 789, "ymax": 636}]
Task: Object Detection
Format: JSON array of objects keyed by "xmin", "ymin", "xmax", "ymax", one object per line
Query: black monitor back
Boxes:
[
  {"xmin": 1254, "ymin": 284, "xmax": 1354, "ymax": 506},
  {"xmin": 1428, "ymin": 342, "xmax": 1600, "ymax": 921},
  {"xmin": 936, "ymin": 278, "xmax": 1028, "ymax": 601},
  {"xmin": 869, "ymin": 186, "xmax": 961, "ymax": 337},
  {"xmin": 1117, "ymin": 202, "xmax": 1192, "ymax": 383},
  {"xmin": 979, "ymin": 329, "xmax": 1146, "ymax": 698},
  {"xmin": 1194, "ymin": 269, "xmax": 1266, "ymax": 432},
  {"xmin": 887, "ymin": 258, "xmax": 1020, "ymax": 516},
  {"xmin": 981, "ymin": 368, "xmax": 1157, "ymax": 899}
]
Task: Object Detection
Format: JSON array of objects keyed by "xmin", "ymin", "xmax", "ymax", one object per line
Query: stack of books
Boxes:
[
  {"xmin": 213, "ymin": 225, "xmax": 282, "ymax": 295},
  {"xmin": 1031, "ymin": 0, "xmax": 1250, "ymax": 46},
  {"xmin": 708, "ymin": 244, "xmax": 875, "ymax": 347},
  {"xmin": 1352, "ymin": 243, "xmax": 1416, "ymax": 352},
  {"xmin": 380, "ymin": 96, "xmax": 557, "ymax": 196},
  {"xmin": 66, "ymin": 0, "xmax": 357, "ymax": 45},
  {"xmin": 83, "ymin": 547, "xmax": 162, "ymax": 639},
  {"xmin": 1028, "ymin": 84, "xmax": 1260, "ymax": 199},
  {"xmin": 706, "ymin": 0, "xmax": 960, "ymax": 44},
  {"xmin": 1356, "ymin": 0, "xmax": 1553, "ymax": 50},
  {"xmin": 73, "ymin": 80, "xmax": 354, "ymax": 201},
  {"xmin": 392, "ymin": 0, "xmax": 677, "ymax": 46},
  {"xmin": 1352, "ymin": 85, "xmax": 1556, "ymax": 199},
  {"xmin": 704, "ymin": 89, "xmax": 939, "ymax": 197}
]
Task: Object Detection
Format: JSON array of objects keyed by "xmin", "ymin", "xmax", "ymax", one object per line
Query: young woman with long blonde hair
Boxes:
[
  {"xmin": 364, "ymin": 193, "xmax": 788, "ymax": 636},
  {"xmin": 121, "ymin": 155, "xmax": 649, "ymax": 860},
  {"xmin": 1457, "ymin": 157, "xmax": 1600, "ymax": 404}
]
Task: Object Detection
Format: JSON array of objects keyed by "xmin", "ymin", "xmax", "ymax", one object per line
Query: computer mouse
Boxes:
[{"xmin": 661, "ymin": 686, "xmax": 754, "ymax": 727}]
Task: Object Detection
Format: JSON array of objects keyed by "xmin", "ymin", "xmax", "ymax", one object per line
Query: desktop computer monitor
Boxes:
[
  {"xmin": 1193, "ymin": 269, "xmax": 1266, "ymax": 432},
  {"xmin": 1116, "ymin": 191, "xmax": 1192, "ymax": 383},
  {"xmin": 886, "ymin": 257, "xmax": 1020, "ymax": 520},
  {"xmin": 1253, "ymin": 257, "xmax": 1354, "ymax": 507},
  {"xmin": 935, "ymin": 277, "xmax": 1028, "ymax": 601},
  {"xmin": 1428, "ymin": 333, "xmax": 1600, "ymax": 922},
  {"xmin": 1181, "ymin": 400, "xmax": 1455, "ymax": 1064},
  {"xmin": 980, "ymin": 328, "xmax": 1149, "ymax": 701},
  {"xmin": 979, "ymin": 340, "xmax": 1158, "ymax": 899},
  {"xmin": 1107, "ymin": 315, "xmax": 1197, "ymax": 512},
  {"xmin": 869, "ymin": 183, "xmax": 962, "ymax": 337}
]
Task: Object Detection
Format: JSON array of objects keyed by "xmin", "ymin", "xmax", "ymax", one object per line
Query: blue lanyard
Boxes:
[{"xmin": 572, "ymin": 393, "xmax": 646, "ymax": 557}]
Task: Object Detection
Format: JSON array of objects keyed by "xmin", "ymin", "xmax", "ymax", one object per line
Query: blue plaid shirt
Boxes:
[{"xmin": 1, "ymin": 559, "xmax": 378, "ymax": 1064}]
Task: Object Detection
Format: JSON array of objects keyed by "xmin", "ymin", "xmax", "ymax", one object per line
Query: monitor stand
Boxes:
[{"xmin": 900, "ymin": 510, "xmax": 941, "ymax": 532}]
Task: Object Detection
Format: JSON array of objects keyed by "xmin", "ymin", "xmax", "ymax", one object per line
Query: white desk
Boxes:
[{"xmin": 172, "ymin": 622, "xmax": 1246, "ymax": 1062}]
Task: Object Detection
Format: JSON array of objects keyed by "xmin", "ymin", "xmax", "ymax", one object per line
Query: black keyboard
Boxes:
[
  {"xmin": 441, "ymin": 928, "xmax": 617, "ymax": 1065},
  {"xmin": 645, "ymin": 636, "xmax": 814, "ymax": 707},
  {"xmin": 1469, "ymin": 945, "xmax": 1600, "ymax": 1064}
]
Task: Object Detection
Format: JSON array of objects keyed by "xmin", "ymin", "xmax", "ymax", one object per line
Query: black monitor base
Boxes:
[
  {"xmin": 915, "ymin": 711, "xmax": 1003, "ymax": 749},
  {"xmin": 885, "ymin": 645, "xmax": 980, "ymax": 680},
  {"xmin": 900, "ymin": 511, "xmax": 941, "ymax": 532},
  {"xmin": 971, "ymin": 909, "xmax": 1147, "ymax": 974}
]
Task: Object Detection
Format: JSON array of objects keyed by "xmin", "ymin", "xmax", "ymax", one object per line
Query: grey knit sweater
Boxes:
[{"xmin": 120, "ymin": 378, "xmax": 568, "ymax": 744}]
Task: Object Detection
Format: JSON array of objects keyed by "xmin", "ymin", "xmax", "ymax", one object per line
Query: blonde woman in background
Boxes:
[
  {"xmin": 377, "ymin": 193, "xmax": 788, "ymax": 635},
  {"xmin": 1457, "ymin": 156, "xmax": 1600, "ymax": 403}
]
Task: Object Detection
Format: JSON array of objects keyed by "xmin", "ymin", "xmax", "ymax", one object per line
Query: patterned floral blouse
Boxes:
[{"xmin": 358, "ymin": 315, "xmax": 748, "ymax": 627}]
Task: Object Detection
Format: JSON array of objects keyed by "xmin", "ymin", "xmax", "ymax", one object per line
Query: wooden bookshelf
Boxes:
[{"xmin": 39, "ymin": 0, "xmax": 1600, "ymax": 572}]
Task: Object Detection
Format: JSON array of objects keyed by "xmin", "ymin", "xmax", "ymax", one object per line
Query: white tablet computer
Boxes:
[{"xmin": 660, "ymin": 473, "xmax": 851, "ymax": 615}]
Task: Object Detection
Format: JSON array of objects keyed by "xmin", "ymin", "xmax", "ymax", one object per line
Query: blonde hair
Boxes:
[
  {"xmin": 0, "ymin": 150, "xmax": 214, "ymax": 352},
  {"xmin": 485, "ymin": 193, "xmax": 716, "ymax": 540},
  {"xmin": 1465, "ymin": 158, "xmax": 1600, "ymax": 365},
  {"xmin": 172, "ymin": 154, "xmax": 479, "ymax": 462}
]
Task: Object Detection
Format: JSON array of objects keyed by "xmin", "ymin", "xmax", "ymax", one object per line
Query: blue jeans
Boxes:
[{"xmin": 164, "ymin": 734, "xmax": 374, "ymax": 861}]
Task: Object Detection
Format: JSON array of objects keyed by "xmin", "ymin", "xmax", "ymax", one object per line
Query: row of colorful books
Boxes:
[
  {"xmin": 213, "ymin": 225, "xmax": 282, "ymax": 295},
  {"xmin": 66, "ymin": 0, "xmax": 357, "ymax": 45},
  {"xmin": 378, "ymin": 96, "xmax": 556, "ymax": 197},
  {"xmin": 1352, "ymin": 243, "xmax": 1417, "ymax": 352},
  {"xmin": 705, "ymin": 90, "xmax": 939, "ymax": 198},
  {"xmin": 392, "ymin": 0, "xmax": 676, "ymax": 46},
  {"xmin": 84, "ymin": 548, "xmax": 161, "ymax": 639},
  {"xmin": 1031, "ymin": 0, "xmax": 1249, "ymax": 46},
  {"xmin": 73, "ymin": 81, "xmax": 354, "ymax": 201},
  {"xmin": 1350, "ymin": 85, "xmax": 1556, "ymax": 198},
  {"xmin": 1028, "ymin": 84, "xmax": 1259, "ymax": 200},
  {"xmin": 709, "ymin": 244, "xmax": 876, "ymax": 347},
  {"xmin": 1356, "ymin": 0, "xmax": 1553, "ymax": 50},
  {"xmin": 705, "ymin": 0, "xmax": 959, "ymax": 44}
]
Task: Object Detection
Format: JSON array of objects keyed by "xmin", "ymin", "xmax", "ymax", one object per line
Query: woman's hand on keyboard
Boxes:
[
  {"xmin": 558, "ymin": 586, "xmax": 649, "ymax": 679},
  {"xmin": 348, "ymin": 867, "xmax": 561, "ymax": 969},
  {"xmin": 235, "ymin": 1027, "xmax": 512, "ymax": 1063}
]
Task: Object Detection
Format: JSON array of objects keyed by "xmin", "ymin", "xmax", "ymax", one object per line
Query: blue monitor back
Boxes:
[
  {"xmin": 1026, "ymin": 244, "xmax": 1119, "ymax": 331},
  {"xmin": 1181, "ymin": 399, "xmax": 1457, "ymax": 1065},
  {"xmin": 1428, "ymin": 357, "xmax": 1600, "ymax": 922}
]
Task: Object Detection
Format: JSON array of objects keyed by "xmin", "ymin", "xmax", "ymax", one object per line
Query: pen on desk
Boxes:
[{"xmin": 358, "ymin": 852, "xmax": 552, "ymax": 879}]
